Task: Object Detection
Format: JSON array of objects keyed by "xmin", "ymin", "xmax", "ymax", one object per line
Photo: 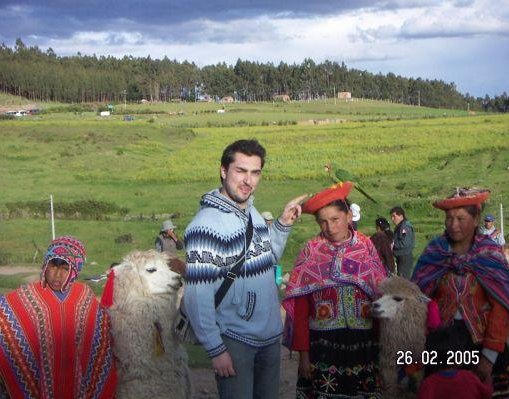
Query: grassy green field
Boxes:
[{"xmin": 1, "ymin": 97, "xmax": 508, "ymax": 294}]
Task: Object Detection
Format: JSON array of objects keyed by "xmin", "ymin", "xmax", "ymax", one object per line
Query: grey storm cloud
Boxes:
[
  {"xmin": 0, "ymin": 0, "xmax": 445, "ymax": 43},
  {"xmin": 399, "ymin": 22, "xmax": 509, "ymax": 40}
]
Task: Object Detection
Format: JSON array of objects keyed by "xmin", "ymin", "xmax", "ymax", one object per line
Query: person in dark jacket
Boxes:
[
  {"xmin": 370, "ymin": 217, "xmax": 396, "ymax": 274},
  {"xmin": 390, "ymin": 206, "xmax": 415, "ymax": 278}
]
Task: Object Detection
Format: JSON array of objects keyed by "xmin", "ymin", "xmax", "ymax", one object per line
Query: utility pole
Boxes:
[
  {"xmin": 501, "ymin": 203, "xmax": 504, "ymax": 239},
  {"xmin": 417, "ymin": 90, "xmax": 421, "ymax": 107},
  {"xmin": 123, "ymin": 89, "xmax": 127, "ymax": 110},
  {"xmin": 334, "ymin": 85, "xmax": 336, "ymax": 105},
  {"xmin": 50, "ymin": 195, "xmax": 55, "ymax": 240}
]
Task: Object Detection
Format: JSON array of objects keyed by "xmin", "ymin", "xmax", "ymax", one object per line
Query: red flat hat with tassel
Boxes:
[
  {"xmin": 433, "ymin": 187, "xmax": 490, "ymax": 210},
  {"xmin": 302, "ymin": 181, "xmax": 353, "ymax": 214}
]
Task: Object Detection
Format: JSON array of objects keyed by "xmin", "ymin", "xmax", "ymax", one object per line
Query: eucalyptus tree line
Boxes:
[{"xmin": 0, "ymin": 39, "xmax": 504, "ymax": 111}]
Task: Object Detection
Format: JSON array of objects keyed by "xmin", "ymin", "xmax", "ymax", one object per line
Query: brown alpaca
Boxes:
[{"xmin": 372, "ymin": 276, "xmax": 429, "ymax": 398}]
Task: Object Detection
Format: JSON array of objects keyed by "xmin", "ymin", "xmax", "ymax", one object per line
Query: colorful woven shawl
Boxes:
[
  {"xmin": 282, "ymin": 231, "xmax": 387, "ymax": 347},
  {"xmin": 412, "ymin": 233, "xmax": 509, "ymax": 311},
  {"xmin": 0, "ymin": 282, "xmax": 117, "ymax": 399}
]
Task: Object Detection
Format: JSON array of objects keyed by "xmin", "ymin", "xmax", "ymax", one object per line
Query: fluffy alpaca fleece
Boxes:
[
  {"xmin": 372, "ymin": 276, "xmax": 429, "ymax": 398},
  {"xmin": 109, "ymin": 250, "xmax": 191, "ymax": 399}
]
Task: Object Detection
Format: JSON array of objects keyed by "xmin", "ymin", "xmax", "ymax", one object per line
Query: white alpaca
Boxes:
[
  {"xmin": 372, "ymin": 276, "xmax": 430, "ymax": 398},
  {"xmin": 108, "ymin": 250, "xmax": 191, "ymax": 399}
]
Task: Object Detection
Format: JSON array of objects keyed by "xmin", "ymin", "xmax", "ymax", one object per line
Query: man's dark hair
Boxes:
[
  {"xmin": 376, "ymin": 217, "xmax": 391, "ymax": 231},
  {"xmin": 390, "ymin": 206, "xmax": 406, "ymax": 219},
  {"xmin": 221, "ymin": 139, "xmax": 266, "ymax": 170}
]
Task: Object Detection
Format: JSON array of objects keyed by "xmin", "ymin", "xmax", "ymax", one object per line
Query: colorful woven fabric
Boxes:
[
  {"xmin": 296, "ymin": 329, "xmax": 382, "ymax": 398},
  {"xmin": 283, "ymin": 230, "xmax": 387, "ymax": 348},
  {"xmin": 0, "ymin": 281, "xmax": 117, "ymax": 399},
  {"xmin": 412, "ymin": 233, "xmax": 509, "ymax": 312},
  {"xmin": 42, "ymin": 236, "xmax": 86, "ymax": 292}
]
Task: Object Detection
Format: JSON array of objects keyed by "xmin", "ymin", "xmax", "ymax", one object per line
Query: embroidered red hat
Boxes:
[
  {"xmin": 433, "ymin": 187, "xmax": 490, "ymax": 210},
  {"xmin": 302, "ymin": 181, "xmax": 353, "ymax": 214}
]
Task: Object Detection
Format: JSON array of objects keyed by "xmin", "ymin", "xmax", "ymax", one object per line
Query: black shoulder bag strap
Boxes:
[{"xmin": 214, "ymin": 213, "xmax": 254, "ymax": 308}]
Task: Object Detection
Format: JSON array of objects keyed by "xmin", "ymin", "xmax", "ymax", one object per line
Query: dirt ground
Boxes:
[
  {"xmin": 0, "ymin": 265, "xmax": 40, "ymax": 283},
  {"xmin": 0, "ymin": 265, "xmax": 298, "ymax": 398}
]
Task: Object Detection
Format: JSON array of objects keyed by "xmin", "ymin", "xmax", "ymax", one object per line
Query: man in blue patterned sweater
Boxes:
[{"xmin": 184, "ymin": 139, "xmax": 304, "ymax": 399}]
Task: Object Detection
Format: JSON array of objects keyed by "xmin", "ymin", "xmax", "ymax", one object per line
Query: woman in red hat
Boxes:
[
  {"xmin": 412, "ymin": 188, "xmax": 509, "ymax": 395},
  {"xmin": 282, "ymin": 182, "xmax": 387, "ymax": 398}
]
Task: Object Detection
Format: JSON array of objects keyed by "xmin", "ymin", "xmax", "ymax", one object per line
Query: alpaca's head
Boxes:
[
  {"xmin": 114, "ymin": 250, "xmax": 183, "ymax": 298},
  {"xmin": 372, "ymin": 276, "xmax": 428, "ymax": 320}
]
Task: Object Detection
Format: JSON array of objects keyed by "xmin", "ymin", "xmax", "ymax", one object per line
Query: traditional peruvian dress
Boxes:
[{"xmin": 283, "ymin": 230, "xmax": 387, "ymax": 398}]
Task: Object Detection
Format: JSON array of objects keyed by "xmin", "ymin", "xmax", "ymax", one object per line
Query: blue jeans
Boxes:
[{"xmin": 216, "ymin": 336, "xmax": 281, "ymax": 399}]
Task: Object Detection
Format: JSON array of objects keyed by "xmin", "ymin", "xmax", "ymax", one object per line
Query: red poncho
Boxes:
[{"xmin": 0, "ymin": 281, "xmax": 117, "ymax": 399}]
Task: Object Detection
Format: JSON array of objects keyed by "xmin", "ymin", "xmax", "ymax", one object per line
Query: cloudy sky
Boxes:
[{"xmin": 1, "ymin": 0, "xmax": 508, "ymax": 97}]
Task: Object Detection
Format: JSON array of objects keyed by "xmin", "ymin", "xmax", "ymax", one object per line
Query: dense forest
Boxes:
[{"xmin": 0, "ymin": 39, "xmax": 507, "ymax": 112}]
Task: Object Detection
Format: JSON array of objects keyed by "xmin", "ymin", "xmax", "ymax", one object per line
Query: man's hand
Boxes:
[
  {"xmin": 212, "ymin": 351, "xmax": 236, "ymax": 378},
  {"xmin": 167, "ymin": 230, "xmax": 178, "ymax": 241},
  {"xmin": 279, "ymin": 194, "xmax": 309, "ymax": 226},
  {"xmin": 474, "ymin": 355, "xmax": 493, "ymax": 382},
  {"xmin": 168, "ymin": 257, "xmax": 186, "ymax": 276}
]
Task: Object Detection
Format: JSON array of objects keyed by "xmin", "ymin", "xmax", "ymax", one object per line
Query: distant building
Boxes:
[
  {"xmin": 338, "ymin": 92, "xmax": 352, "ymax": 100},
  {"xmin": 222, "ymin": 96, "xmax": 234, "ymax": 103},
  {"xmin": 197, "ymin": 94, "xmax": 212, "ymax": 102},
  {"xmin": 272, "ymin": 94, "xmax": 291, "ymax": 102}
]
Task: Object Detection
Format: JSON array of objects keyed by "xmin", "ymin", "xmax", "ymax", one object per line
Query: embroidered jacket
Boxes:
[
  {"xmin": 433, "ymin": 272, "xmax": 509, "ymax": 352},
  {"xmin": 183, "ymin": 189, "xmax": 291, "ymax": 357},
  {"xmin": 282, "ymin": 230, "xmax": 387, "ymax": 350},
  {"xmin": 413, "ymin": 233, "xmax": 509, "ymax": 353}
]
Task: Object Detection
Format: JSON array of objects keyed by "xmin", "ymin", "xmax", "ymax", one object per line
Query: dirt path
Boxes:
[
  {"xmin": 0, "ymin": 265, "xmax": 40, "ymax": 275},
  {"xmin": 0, "ymin": 265, "xmax": 40, "ymax": 284}
]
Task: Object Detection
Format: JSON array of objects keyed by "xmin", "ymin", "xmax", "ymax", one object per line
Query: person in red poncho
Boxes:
[
  {"xmin": 0, "ymin": 236, "xmax": 117, "ymax": 399},
  {"xmin": 282, "ymin": 182, "xmax": 388, "ymax": 398}
]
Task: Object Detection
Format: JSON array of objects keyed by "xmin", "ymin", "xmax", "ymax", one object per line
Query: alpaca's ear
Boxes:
[{"xmin": 115, "ymin": 263, "xmax": 132, "ymax": 275}]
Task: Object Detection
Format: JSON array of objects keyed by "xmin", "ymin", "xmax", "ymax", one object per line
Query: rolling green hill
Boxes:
[{"xmin": 1, "ymin": 97, "xmax": 508, "ymax": 293}]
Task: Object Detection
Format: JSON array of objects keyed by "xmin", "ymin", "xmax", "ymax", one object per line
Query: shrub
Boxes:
[
  {"xmin": 4, "ymin": 200, "xmax": 130, "ymax": 220},
  {"xmin": 114, "ymin": 234, "xmax": 133, "ymax": 244}
]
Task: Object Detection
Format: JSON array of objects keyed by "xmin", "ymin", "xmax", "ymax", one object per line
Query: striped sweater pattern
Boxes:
[{"xmin": 183, "ymin": 189, "xmax": 290, "ymax": 356}]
